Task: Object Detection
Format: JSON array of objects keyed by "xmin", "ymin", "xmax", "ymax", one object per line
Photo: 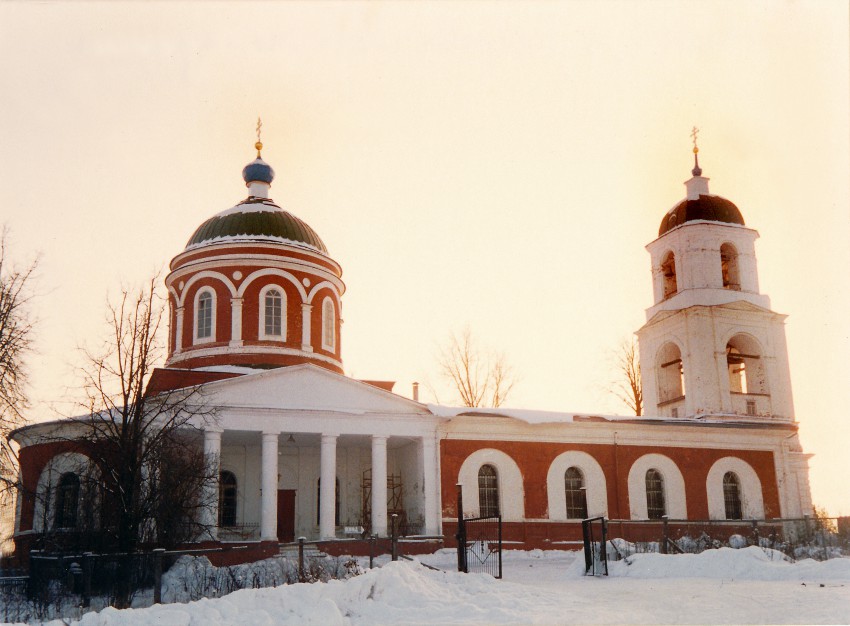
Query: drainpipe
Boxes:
[{"xmin": 613, "ymin": 432, "xmax": 622, "ymax": 519}]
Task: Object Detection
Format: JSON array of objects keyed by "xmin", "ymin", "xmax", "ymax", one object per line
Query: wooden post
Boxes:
[{"xmin": 661, "ymin": 516, "xmax": 669, "ymax": 554}]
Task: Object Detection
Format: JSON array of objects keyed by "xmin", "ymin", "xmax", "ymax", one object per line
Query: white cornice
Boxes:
[{"xmin": 165, "ymin": 345, "xmax": 343, "ymax": 369}]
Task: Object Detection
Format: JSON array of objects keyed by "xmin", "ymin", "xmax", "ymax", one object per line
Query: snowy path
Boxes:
[{"xmin": 27, "ymin": 547, "xmax": 850, "ymax": 626}]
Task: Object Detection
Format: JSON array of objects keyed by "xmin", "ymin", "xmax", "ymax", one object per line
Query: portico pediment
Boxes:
[{"xmin": 198, "ymin": 364, "xmax": 429, "ymax": 415}]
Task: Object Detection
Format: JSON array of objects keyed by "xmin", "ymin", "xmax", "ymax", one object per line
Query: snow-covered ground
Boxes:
[{"xmin": 28, "ymin": 547, "xmax": 850, "ymax": 625}]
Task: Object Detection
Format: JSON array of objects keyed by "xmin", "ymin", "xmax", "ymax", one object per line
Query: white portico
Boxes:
[{"xmin": 189, "ymin": 364, "xmax": 443, "ymax": 542}]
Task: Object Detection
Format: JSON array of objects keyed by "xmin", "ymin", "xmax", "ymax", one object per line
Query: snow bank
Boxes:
[
  {"xmin": 608, "ymin": 545, "xmax": 850, "ymax": 581},
  {"xmin": 38, "ymin": 549, "xmax": 850, "ymax": 626}
]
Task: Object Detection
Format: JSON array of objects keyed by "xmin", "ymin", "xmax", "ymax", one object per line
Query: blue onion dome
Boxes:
[
  {"xmin": 185, "ymin": 147, "xmax": 327, "ymax": 254},
  {"xmin": 242, "ymin": 157, "xmax": 275, "ymax": 184}
]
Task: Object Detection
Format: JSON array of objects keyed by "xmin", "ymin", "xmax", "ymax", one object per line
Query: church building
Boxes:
[{"xmin": 9, "ymin": 136, "xmax": 813, "ymax": 561}]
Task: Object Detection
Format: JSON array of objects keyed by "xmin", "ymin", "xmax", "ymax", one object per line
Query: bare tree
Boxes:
[
  {"xmin": 63, "ymin": 274, "xmax": 216, "ymax": 606},
  {"xmin": 0, "ymin": 226, "xmax": 37, "ymax": 491},
  {"xmin": 436, "ymin": 327, "xmax": 517, "ymax": 408},
  {"xmin": 611, "ymin": 336, "xmax": 643, "ymax": 416}
]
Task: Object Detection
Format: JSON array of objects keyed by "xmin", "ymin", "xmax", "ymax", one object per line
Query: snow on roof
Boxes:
[
  {"xmin": 427, "ymin": 404, "xmax": 670, "ymax": 425},
  {"xmin": 194, "ymin": 365, "xmax": 266, "ymax": 375},
  {"xmin": 215, "ymin": 199, "xmax": 282, "ymax": 218}
]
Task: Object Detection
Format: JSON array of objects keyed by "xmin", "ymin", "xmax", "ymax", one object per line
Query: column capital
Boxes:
[
  {"xmin": 262, "ymin": 431, "xmax": 281, "ymax": 440},
  {"xmin": 321, "ymin": 433, "xmax": 338, "ymax": 445}
]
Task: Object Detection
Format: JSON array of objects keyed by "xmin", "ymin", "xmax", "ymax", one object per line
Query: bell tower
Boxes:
[{"xmin": 637, "ymin": 136, "xmax": 795, "ymax": 420}]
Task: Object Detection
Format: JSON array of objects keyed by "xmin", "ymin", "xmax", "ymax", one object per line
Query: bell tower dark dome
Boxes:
[
  {"xmin": 659, "ymin": 195, "xmax": 745, "ymax": 236},
  {"xmin": 658, "ymin": 146, "xmax": 745, "ymax": 236}
]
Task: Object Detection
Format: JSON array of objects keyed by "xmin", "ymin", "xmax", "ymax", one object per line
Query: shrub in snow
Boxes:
[
  {"xmin": 161, "ymin": 554, "xmax": 363, "ymax": 603},
  {"xmin": 729, "ymin": 534, "xmax": 748, "ymax": 549}
]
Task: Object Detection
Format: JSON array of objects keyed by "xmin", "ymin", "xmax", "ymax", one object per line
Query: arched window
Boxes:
[
  {"xmin": 54, "ymin": 472, "xmax": 80, "ymax": 529},
  {"xmin": 720, "ymin": 243, "xmax": 741, "ymax": 290},
  {"xmin": 657, "ymin": 342, "xmax": 685, "ymax": 404},
  {"xmin": 661, "ymin": 252, "xmax": 678, "ymax": 298},
  {"xmin": 219, "ymin": 471, "xmax": 237, "ymax": 527},
  {"xmin": 645, "ymin": 469, "xmax": 666, "ymax": 520},
  {"xmin": 321, "ymin": 297, "xmax": 336, "ymax": 351},
  {"xmin": 196, "ymin": 290, "xmax": 214, "ymax": 341},
  {"xmin": 317, "ymin": 478, "xmax": 340, "ymax": 526},
  {"xmin": 564, "ymin": 467, "xmax": 588, "ymax": 519},
  {"xmin": 478, "ymin": 464, "xmax": 500, "ymax": 518},
  {"xmin": 261, "ymin": 287, "xmax": 285, "ymax": 339},
  {"xmin": 723, "ymin": 471, "xmax": 743, "ymax": 520}
]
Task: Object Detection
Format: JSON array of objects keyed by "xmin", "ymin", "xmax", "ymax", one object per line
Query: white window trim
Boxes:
[
  {"xmin": 321, "ymin": 297, "xmax": 336, "ymax": 352},
  {"xmin": 457, "ymin": 448, "xmax": 524, "ymax": 521},
  {"xmin": 706, "ymin": 457, "xmax": 765, "ymax": 520},
  {"xmin": 627, "ymin": 453, "xmax": 687, "ymax": 520},
  {"xmin": 33, "ymin": 452, "xmax": 100, "ymax": 533},
  {"xmin": 546, "ymin": 450, "xmax": 608, "ymax": 520},
  {"xmin": 194, "ymin": 288, "xmax": 216, "ymax": 344},
  {"xmin": 259, "ymin": 284, "xmax": 287, "ymax": 341}
]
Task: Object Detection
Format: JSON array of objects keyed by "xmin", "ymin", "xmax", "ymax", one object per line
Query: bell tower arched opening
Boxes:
[
  {"xmin": 726, "ymin": 334, "xmax": 769, "ymax": 416},
  {"xmin": 661, "ymin": 251, "xmax": 678, "ymax": 299},
  {"xmin": 720, "ymin": 243, "xmax": 741, "ymax": 290},
  {"xmin": 656, "ymin": 342, "xmax": 685, "ymax": 416}
]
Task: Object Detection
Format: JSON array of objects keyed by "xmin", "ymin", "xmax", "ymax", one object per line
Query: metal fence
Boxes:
[
  {"xmin": 457, "ymin": 515, "xmax": 503, "ymax": 579},
  {"xmin": 602, "ymin": 517, "xmax": 849, "ymax": 561}
]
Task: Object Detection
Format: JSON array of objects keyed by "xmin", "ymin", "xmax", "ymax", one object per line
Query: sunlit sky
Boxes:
[{"xmin": 1, "ymin": 2, "xmax": 848, "ymax": 515}]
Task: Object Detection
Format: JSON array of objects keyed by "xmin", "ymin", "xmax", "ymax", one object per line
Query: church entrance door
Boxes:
[{"xmin": 277, "ymin": 489, "xmax": 296, "ymax": 542}]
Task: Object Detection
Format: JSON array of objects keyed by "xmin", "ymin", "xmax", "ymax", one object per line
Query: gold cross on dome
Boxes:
[
  {"xmin": 690, "ymin": 126, "xmax": 700, "ymax": 151},
  {"xmin": 255, "ymin": 117, "xmax": 264, "ymax": 157}
]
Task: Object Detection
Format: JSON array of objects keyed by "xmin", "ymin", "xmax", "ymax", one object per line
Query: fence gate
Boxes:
[
  {"xmin": 457, "ymin": 515, "xmax": 502, "ymax": 579},
  {"xmin": 581, "ymin": 516, "xmax": 608, "ymax": 576}
]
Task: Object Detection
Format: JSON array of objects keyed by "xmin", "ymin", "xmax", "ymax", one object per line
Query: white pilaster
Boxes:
[
  {"xmin": 261, "ymin": 432, "xmax": 279, "ymax": 541},
  {"xmin": 175, "ymin": 307, "xmax": 184, "ymax": 354},
  {"xmin": 371, "ymin": 435, "xmax": 388, "ymax": 537},
  {"xmin": 301, "ymin": 303, "xmax": 313, "ymax": 352},
  {"xmin": 230, "ymin": 298, "xmax": 244, "ymax": 347},
  {"xmin": 202, "ymin": 429, "xmax": 222, "ymax": 540},
  {"xmin": 420, "ymin": 435, "xmax": 440, "ymax": 536},
  {"xmin": 319, "ymin": 434, "xmax": 337, "ymax": 539}
]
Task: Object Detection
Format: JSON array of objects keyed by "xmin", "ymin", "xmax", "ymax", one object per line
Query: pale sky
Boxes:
[{"xmin": 1, "ymin": 2, "xmax": 848, "ymax": 515}]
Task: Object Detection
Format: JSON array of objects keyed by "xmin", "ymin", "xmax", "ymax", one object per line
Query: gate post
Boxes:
[
  {"xmin": 391, "ymin": 513, "xmax": 399, "ymax": 562},
  {"xmin": 152, "ymin": 548, "xmax": 165, "ymax": 605},
  {"xmin": 661, "ymin": 516, "xmax": 669, "ymax": 554},
  {"xmin": 297, "ymin": 537, "xmax": 306, "ymax": 580},
  {"xmin": 455, "ymin": 484, "xmax": 467, "ymax": 573},
  {"xmin": 82, "ymin": 552, "xmax": 93, "ymax": 608}
]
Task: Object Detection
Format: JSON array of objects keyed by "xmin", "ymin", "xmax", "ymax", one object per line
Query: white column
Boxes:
[
  {"xmin": 301, "ymin": 303, "xmax": 313, "ymax": 352},
  {"xmin": 421, "ymin": 435, "xmax": 439, "ymax": 536},
  {"xmin": 202, "ymin": 430, "xmax": 222, "ymax": 540},
  {"xmin": 175, "ymin": 307, "xmax": 185, "ymax": 354},
  {"xmin": 371, "ymin": 435, "xmax": 388, "ymax": 537},
  {"xmin": 261, "ymin": 432, "xmax": 279, "ymax": 541},
  {"xmin": 319, "ymin": 434, "xmax": 337, "ymax": 539},
  {"xmin": 230, "ymin": 298, "xmax": 244, "ymax": 347}
]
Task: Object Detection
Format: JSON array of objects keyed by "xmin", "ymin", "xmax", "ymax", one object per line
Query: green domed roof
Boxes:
[{"xmin": 186, "ymin": 197, "xmax": 328, "ymax": 253}]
